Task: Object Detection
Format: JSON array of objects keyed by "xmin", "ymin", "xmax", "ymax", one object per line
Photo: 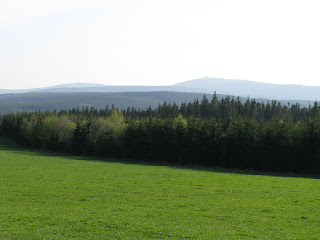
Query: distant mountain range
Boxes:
[
  {"xmin": 0, "ymin": 78, "xmax": 318, "ymax": 114},
  {"xmin": 1, "ymin": 77, "xmax": 320, "ymax": 101},
  {"xmin": 0, "ymin": 83, "xmax": 107, "ymax": 94},
  {"xmin": 175, "ymin": 78, "xmax": 320, "ymax": 101}
]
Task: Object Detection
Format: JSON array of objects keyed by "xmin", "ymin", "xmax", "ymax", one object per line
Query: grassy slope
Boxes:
[{"xmin": 0, "ymin": 137, "xmax": 319, "ymax": 239}]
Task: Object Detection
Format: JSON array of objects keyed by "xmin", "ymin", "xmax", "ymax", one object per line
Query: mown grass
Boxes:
[{"xmin": 0, "ymin": 137, "xmax": 320, "ymax": 239}]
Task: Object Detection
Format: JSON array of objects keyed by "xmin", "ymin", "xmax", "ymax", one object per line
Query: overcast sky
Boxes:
[{"xmin": 1, "ymin": 0, "xmax": 320, "ymax": 89}]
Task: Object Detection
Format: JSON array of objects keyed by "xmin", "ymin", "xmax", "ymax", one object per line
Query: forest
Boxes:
[
  {"xmin": 0, "ymin": 91, "xmax": 313, "ymax": 115},
  {"xmin": 1, "ymin": 93, "xmax": 320, "ymax": 174}
]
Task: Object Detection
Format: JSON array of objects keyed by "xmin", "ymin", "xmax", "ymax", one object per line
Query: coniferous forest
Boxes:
[{"xmin": 1, "ymin": 93, "xmax": 320, "ymax": 174}]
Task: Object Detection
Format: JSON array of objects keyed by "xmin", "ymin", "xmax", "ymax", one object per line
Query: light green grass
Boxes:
[{"xmin": 0, "ymin": 137, "xmax": 320, "ymax": 239}]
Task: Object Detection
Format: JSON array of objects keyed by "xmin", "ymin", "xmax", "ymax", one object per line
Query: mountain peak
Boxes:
[{"xmin": 173, "ymin": 77, "xmax": 319, "ymax": 100}]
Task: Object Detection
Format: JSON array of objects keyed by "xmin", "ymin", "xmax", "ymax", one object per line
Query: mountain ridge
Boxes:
[
  {"xmin": 1, "ymin": 77, "xmax": 320, "ymax": 101},
  {"xmin": 173, "ymin": 78, "xmax": 320, "ymax": 100}
]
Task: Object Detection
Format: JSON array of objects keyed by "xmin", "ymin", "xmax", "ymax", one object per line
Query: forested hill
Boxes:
[
  {"xmin": 0, "ymin": 92, "xmax": 216, "ymax": 114},
  {"xmin": 0, "ymin": 91, "xmax": 313, "ymax": 115}
]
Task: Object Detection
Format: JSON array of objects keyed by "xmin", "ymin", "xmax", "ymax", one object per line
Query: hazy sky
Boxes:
[{"xmin": 1, "ymin": 0, "xmax": 320, "ymax": 89}]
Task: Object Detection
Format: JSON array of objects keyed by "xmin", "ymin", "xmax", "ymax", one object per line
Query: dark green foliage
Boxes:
[
  {"xmin": 0, "ymin": 91, "xmax": 315, "ymax": 115},
  {"xmin": 1, "ymin": 95, "xmax": 320, "ymax": 174}
]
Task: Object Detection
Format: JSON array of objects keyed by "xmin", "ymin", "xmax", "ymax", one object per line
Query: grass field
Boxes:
[{"xmin": 0, "ymin": 137, "xmax": 320, "ymax": 239}]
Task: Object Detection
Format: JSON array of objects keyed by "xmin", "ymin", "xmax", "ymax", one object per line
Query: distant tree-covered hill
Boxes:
[
  {"xmin": 0, "ymin": 92, "xmax": 217, "ymax": 114},
  {"xmin": 0, "ymin": 91, "xmax": 313, "ymax": 115}
]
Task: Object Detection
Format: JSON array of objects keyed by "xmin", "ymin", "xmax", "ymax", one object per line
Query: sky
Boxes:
[{"xmin": 1, "ymin": 0, "xmax": 320, "ymax": 89}]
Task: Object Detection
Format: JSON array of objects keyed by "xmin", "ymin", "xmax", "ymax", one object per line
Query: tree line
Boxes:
[{"xmin": 1, "ymin": 94, "xmax": 320, "ymax": 174}]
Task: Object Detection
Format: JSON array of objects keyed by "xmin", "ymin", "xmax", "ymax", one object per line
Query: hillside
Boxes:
[
  {"xmin": 0, "ymin": 91, "xmax": 313, "ymax": 115},
  {"xmin": 0, "ymin": 92, "xmax": 218, "ymax": 114}
]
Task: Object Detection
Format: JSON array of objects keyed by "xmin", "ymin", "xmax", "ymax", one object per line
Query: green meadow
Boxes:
[{"xmin": 0, "ymin": 137, "xmax": 319, "ymax": 239}]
